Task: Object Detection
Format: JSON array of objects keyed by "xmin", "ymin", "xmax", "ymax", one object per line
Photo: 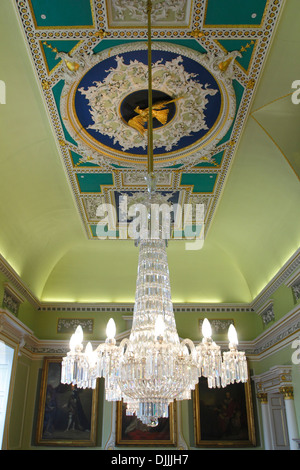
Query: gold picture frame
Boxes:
[
  {"xmin": 36, "ymin": 357, "xmax": 98, "ymax": 447},
  {"xmin": 193, "ymin": 376, "xmax": 256, "ymax": 447},
  {"xmin": 116, "ymin": 400, "xmax": 177, "ymax": 446}
]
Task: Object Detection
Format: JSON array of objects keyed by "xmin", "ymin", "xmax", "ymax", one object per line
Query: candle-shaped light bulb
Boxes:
[
  {"xmin": 106, "ymin": 318, "xmax": 116, "ymax": 340},
  {"xmin": 85, "ymin": 341, "xmax": 93, "ymax": 356},
  {"xmin": 74, "ymin": 325, "xmax": 83, "ymax": 344},
  {"xmin": 85, "ymin": 342, "xmax": 97, "ymax": 367},
  {"xmin": 228, "ymin": 324, "xmax": 238, "ymax": 346},
  {"xmin": 69, "ymin": 334, "xmax": 76, "ymax": 351},
  {"xmin": 155, "ymin": 315, "xmax": 165, "ymax": 338},
  {"xmin": 202, "ymin": 318, "xmax": 212, "ymax": 339}
]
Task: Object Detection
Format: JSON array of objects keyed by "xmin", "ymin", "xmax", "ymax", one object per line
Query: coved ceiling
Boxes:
[{"xmin": 0, "ymin": 0, "xmax": 299, "ymax": 305}]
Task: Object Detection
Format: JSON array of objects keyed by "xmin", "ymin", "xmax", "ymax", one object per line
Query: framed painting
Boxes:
[
  {"xmin": 116, "ymin": 400, "xmax": 177, "ymax": 446},
  {"xmin": 193, "ymin": 376, "xmax": 256, "ymax": 447},
  {"xmin": 36, "ymin": 357, "xmax": 98, "ymax": 446}
]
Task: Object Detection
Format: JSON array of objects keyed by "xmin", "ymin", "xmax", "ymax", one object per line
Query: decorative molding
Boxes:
[
  {"xmin": 257, "ymin": 300, "xmax": 275, "ymax": 325},
  {"xmin": 251, "ymin": 249, "xmax": 300, "ymax": 311},
  {"xmin": 108, "ymin": 0, "xmax": 192, "ymax": 26},
  {"xmin": 247, "ymin": 305, "xmax": 300, "ymax": 360},
  {"xmin": 0, "ymin": 248, "xmax": 299, "ymax": 314},
  {"xmin": 0, "ymin": 309, "xmax": 34, "ymax": 357},
  {"xmin": 57, "ymin": 318, "xmax": 94, "ymax": 334},
  {"xmin": 257, "ymin": 392, "xmax": 268, "ymax": 404},
  {"xmin": 1, "ymin": 305, "xmax": 299, "ymax": 364},
  {"xmin": 0, "ymin": 254, "xmax": 40, "ymax": 309},
  {"xmin": 279, "ymin": 386, "xmax": 294, "ymax": 400},
  {"xmin": 198, "ymin": 318, "xmax": 234, "ymax": 334},
  {"xmin": 2, "ymin": 283, "xmax": 24, "ymax": 316},
  {"xmin": 252, "ymin": 365, "xmax": 293, "ymax": 394},
  {"xmin": 285, "ymin": 268, "xmax": 300, "ymax": 302},
  {"xmin": 61, "ymin": 41, "xmax": 236, "ymax": 168},
  {"xmin": 37, "ymin": 303, "xmax": 254, "ymax": 313},
  {"xmin": 292, "ymin": 283, "xmax": 300, "ymax": 302}
]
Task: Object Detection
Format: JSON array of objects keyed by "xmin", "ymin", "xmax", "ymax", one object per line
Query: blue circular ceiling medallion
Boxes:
[{"xmin": 62, "ymin": 43, "xmax": 236, "ymax": 167}]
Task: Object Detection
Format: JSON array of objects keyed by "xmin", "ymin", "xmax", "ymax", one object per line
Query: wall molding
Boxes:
[
  {"xmin": 1, "ymin": 304, "xmax": 299, "ymax": 364},
  {"xmin": 252, "ymin": 365, "xmax": 293, "ymax": 394}
]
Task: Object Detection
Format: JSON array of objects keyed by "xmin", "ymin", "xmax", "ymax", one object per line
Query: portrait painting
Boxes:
[
  {"xmin": 36, "ymin": 357, "xmax": 98, "ymax": 446},
  {"xmin": 116, "ymin": 400, "xmax": 176, "ymax": 446},
  {"xmin": 193, "ymin": 376, "xmax": 256, "ymax": 447}
]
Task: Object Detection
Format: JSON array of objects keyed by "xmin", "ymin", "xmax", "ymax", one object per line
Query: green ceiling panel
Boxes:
[
  {"xmin": 205, "ymin": 0, "xmax": 267, "ymax": 26},
  {"xmin": 71, "ymin": 151, "xmax": 99, "ymax": 168},
  {"xmin": 195, "ymin": 150, "xmax": 224, "ymax": 168},
  {"xmin": 217, "ymin": 39, "xmax": 256, "ymax": 72},
  {"xmin": 30, "ymin": 0, "xmax": 94, "ymax": 28},
  {"xmin": 77, "ymin": 173, "xmax": 114, "ymax": 193},
  {"xmin": 42, "ymin": 40, "xmax": 80, "ymax": 73},
  {"xmin": 180, "ymin": 174, "xmax": 217, "ymax": 193}
]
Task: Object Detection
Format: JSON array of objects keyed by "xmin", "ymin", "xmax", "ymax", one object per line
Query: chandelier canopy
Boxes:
[{"xmin": 61, "ymin": 0, "xmax": 248, "ymax": 427}]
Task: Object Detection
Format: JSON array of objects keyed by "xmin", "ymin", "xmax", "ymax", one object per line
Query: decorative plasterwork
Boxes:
[
  {"xmin": 106, "ymin": 0, "xmax": 193, "ymax": 28},
  {"xmin": 252, "ymin": 248, "xmax": 300, "ymax": 311},
  {"xmin": 0, "ymin": 309, "xmax": 33, "ymax": 354},
  {"xmin": 285, "ymin": 268, "xmax": 300, "ymax": 302},
  {"xmin": 253, "ymin": 365, "xmax": 293, "ymax": 394},
  {"xmin": 2, "ymin": 304, "xmax": 299, "ymax": 365},
  {"xmin": 60, "ymin": 42, "xmax": 236, "ymax": 167},
  {"xmin": 2, "ymin": 283, "xmax": 24, "ymax": 316},
  {"xmin": 57, "ymin": 318, "xmax": 94, "ymax": 334},
  {"xmin": 14, "ymin": 0, "xmax": 285, "ymax": 240},
  {"xmin": 75, "ymin": 53, "xmax": 221, "ymax": 155},
  {"xmin": 257, "ymin": 299, "xmax": 275, "ymax": 325},
  {"xmin": 198, "ymin": 318, "xmax": 234, "ymax": 334},
  {"xmin": 248, "ymin": 305, "xmax": 300, "ymax": 360}
]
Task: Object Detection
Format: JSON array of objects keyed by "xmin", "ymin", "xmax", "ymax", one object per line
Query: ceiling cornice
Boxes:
[{"xmin": 1, "ymin": 248, "xmax": 299, "ymax": 313}]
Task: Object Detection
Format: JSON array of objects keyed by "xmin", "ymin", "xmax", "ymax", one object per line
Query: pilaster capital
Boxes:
[
  {"xmin": 257, "ymin": 392, "xmax": 268, "ymax": 404},
  {"xmin": 279, "ymin": 386, "xmax": 294, "ymax": 399}
]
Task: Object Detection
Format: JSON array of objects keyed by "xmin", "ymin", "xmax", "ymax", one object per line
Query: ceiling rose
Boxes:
[{"xmin": 60, "ymin": 42, "xmax": 236, "ymax": 168}]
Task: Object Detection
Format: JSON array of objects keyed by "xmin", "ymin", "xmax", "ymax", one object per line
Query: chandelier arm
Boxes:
[
  {"xmin": 119, "ymin": 337, "xmax": 129, "ymax": 353},
  {"xmin": 180, "ymin": 338, "xmax": 197, "ymax": 360}
]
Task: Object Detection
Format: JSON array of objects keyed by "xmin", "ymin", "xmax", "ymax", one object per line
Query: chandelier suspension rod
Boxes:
[{"xmin": 147, "ymin": 0, "xmax": 154, "ymax": 177}]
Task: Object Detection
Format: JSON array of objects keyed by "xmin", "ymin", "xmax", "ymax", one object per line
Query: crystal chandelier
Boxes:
[{"xmin": 61, "ymin": 0, "xmax": 248, "ymax": 427}]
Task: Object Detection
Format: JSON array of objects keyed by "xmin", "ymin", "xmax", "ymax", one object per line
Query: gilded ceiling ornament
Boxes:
[
  {"xmin": 41, "ymin": 79, "xmax": 51, "ymax": 90},
  {"xmin": 127, "ymin": 97, "xmax": 182, "ymax": 135},
  {"xmin": 77, "ymin": 55, "xmax": 219, "ymax": 152},
  {"xmin": 42, "ymin": 41, "xmax": 86, "ymax": 82},
  {"xmin": 189, "ymin": 29, "xmax": 205, "ymax": 39},
  {"xmin": 95, "ymin": 29, "xmax": 108, "ymax": 39}
]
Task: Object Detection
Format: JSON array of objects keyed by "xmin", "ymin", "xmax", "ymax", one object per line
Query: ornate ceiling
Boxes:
[
  {"xmin": 0, "ymin": 0, "xmax": 299, "ymax": 305},
  {"xmin": 16, "ymin": 0, "xmax": 284, "ymax": 241}
]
